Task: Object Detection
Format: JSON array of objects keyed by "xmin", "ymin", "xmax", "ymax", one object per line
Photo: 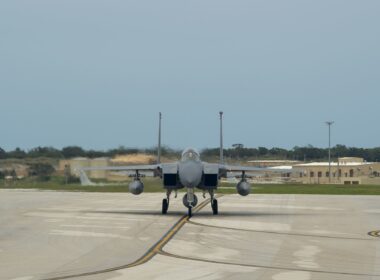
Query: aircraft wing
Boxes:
[
  {"xmin": 219, "ymin": 164, "xmax": 292, "ymax": 173},
  {"xmin": 80, "ymin": 164, "xmax": 161, "ymax": 172},
  {"xmin": 77, "ymin": 164, "xmax": 161, "ymax": 186}
]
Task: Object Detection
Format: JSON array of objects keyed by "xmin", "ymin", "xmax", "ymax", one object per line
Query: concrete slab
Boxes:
[{"xmin": 0, "ymin": 190, "xmax": 379, "ymax": 280}]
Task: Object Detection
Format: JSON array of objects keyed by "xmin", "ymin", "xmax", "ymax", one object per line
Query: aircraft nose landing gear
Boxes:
[{"xmin": 183, "ymin": 188, "xmax": 198, "ymax": 217}]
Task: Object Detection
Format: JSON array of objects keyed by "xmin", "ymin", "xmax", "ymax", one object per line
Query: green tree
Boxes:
[
  {"xmin": 0, "ymin": 147, "xmax": 6, "ymax": 159},
  {"xmin": 85, "ymin": 150, "xmax": 107, "ymax": 158},
  {"xmin": 29, "ymin": 163, "xmax": 55, "ymax": 181},
  {"xmin": 7, "ymin": 148, "xmax": 26, "ymax": 159},
  {"xmin": 28, "ymin": 147, "xmax": 62, "ymax": 158},
  {"xmin": 258, "ymin": 147, "xmax": 268, "ymax": 156},
  {"xmin": 62, "ymin": 146, "xmax": 85, "ymax": 158}
]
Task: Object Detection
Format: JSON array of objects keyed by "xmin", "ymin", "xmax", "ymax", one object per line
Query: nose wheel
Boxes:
[
  {"xmin": 183, "ymin": 189, "xmax": 197, "ymax": 218},
  {"xmin": 188, "ymin": 207, "xmax": 192, "ymax": 217}
]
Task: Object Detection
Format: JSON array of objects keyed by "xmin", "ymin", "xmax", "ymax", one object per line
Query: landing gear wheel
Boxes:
[
  {"xmin": 162, "ymin": 198, "xmax": 169, "ymax": 214},
  {"xmin": 182, "ymin": 194, "xmax": 198, "ymax": 208},
  {"xmin": 188, "ymin": 207, "xmax": 192, "ymax": 218},
  {"xmin": 212, "ymin": 199, "xmax": 218, "ymax": 215}
]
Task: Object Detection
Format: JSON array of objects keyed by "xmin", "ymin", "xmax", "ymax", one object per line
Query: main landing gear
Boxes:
[
  {"xmin": 162, "ymin": 188, "xmax": 218, "ymax": 216},
  {"xmin": 162, "ymin": 198, "xmax": 169, "ymax": 214},
  {"xmin": 212, "ymin": 199, "xmax": 218, "ymax": 215},
  {"xmin": 209, "ymin": 190, "xmax": 218, "ymax": 215},
  {"xmin": 162, "ymin": 189, "xmax": 173, "ymax": 214}
]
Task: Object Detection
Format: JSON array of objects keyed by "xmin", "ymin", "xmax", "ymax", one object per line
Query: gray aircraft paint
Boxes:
[{"xmin": 177, "ymin": 148, "xmax": 203, "ymax": 189}]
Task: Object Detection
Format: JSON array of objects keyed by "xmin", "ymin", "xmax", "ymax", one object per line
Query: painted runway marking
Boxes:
[
  {"xmin": 159, "ymin": 249, "xmax": 380, "ymax": 277},
  {"xmin": 220, "ymin": 203, "xmax": 344, "ymax": 211},
  {"xmin": 368, "ymin": 230, "xmax": 380, "ymax": 238},
  {"xmin": 60, "ymin": 224, "xmax": 131, "ymax": 230},
  {"xmin": 49, "ymin": 230, "xmax": 132, "ymax": 239},
  {"xmin": 188, "ymin": 221, "xmax": 375, "ymax": 241},
  {"xmin": 42, "ymin": 197, "xmax": 212, "ymax": 280},
  {"xmin": 38, "ymin": 195, "xmax": 380, "ymax": 280},
  {"xmin": 272, "ymin": 271, "xmax": 311, "ymax": 280},
  {"xmin": 293, "ymin": 245, "xmax": 321, "ymax": 269}
]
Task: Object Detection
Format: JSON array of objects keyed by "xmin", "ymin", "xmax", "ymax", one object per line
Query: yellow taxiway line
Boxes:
[
  {"xmin": 44, "ymin": 197, "xmax": 214, "ymax": 279},
  {"xmin": 126, "ymin": 197, "xmax": 212, "ymax": 268}
]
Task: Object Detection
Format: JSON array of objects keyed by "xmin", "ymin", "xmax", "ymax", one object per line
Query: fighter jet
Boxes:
[{"xmin": 81, "ymin": 112, "xmax": 287, "ymax": 217}]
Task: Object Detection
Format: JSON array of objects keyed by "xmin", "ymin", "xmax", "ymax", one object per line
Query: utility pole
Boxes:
[
  {"xmin": 326, "ymin": 121, "xmax": 334, "ymax": 183},
  {"xmin": 158, "ymin": 112, "xmax": 162, "ymax": 164},
  {"xmin": 219, "ymin": 111, "xmax": 224, "ymax": 164}
]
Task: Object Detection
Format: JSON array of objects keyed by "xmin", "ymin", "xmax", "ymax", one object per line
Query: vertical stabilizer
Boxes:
[
  {"xmin": 219, "ymin": 111, "xmax": 224, "ymax": 164},
  {"xmin": 79, "ymin": 170, "xmax": 95, "ymax": 186},
  {"xmin": 157, "ymin": 112, "xmax": 162, "ymax": 164}
]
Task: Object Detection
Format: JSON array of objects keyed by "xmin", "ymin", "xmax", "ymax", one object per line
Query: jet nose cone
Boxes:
[
  {"xmin": 180, "ymin": 174, "xmax": 198, "ymax": 188},
  {"xmin": 179, "ymin": 161, "xmax": 203, "ymax": 188}
]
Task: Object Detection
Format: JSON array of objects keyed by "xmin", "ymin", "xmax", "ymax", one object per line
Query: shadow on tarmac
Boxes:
[{"xmin": 83, "ymin": 210, "xmax": 313, "ymax": 217}]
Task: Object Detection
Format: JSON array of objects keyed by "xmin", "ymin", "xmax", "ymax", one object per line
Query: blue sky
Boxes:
[{"xmin": 1, "ymin": 0, "xmax": 379, "ymax": 151}]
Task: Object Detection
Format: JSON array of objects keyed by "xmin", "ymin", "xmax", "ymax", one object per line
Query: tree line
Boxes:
[
  {"xmin": 202, "ymin": 145, "xmax": 380, "ymax": 162},
  {"xmin": 1, "ymin": 145, "xmax": 380, "ymax": 162},
  {"xmin": 0, "ymin": 146, "xmax": 180, "ymax": 160}
]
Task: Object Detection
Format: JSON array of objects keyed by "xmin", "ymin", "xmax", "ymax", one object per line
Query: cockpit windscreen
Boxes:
[{"xmin": 181, "ymin": 148, "xmax": 200, "ymax": 161}]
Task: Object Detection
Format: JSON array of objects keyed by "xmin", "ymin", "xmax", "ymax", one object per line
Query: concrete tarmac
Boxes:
[{"xmin": 0, "ymin": 189, "xmax": 379, "ymax": 280}]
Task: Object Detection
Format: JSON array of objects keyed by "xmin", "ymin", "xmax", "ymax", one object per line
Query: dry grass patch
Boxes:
[{"xmin": 111, "ymin": 154, "xmax": 156, "ymax": 164}]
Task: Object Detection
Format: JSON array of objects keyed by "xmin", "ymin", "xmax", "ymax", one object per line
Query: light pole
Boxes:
[
  {"xmin": 158, "ymin": 112, "xmax": 162, "ymax": 164},
  {"xmin": 219, "ymin": 111, "xmax": 224, "ymax": 164},
  {"xmin": 326, "ymin": 121, "xmax": 334, "ymax": 183}
]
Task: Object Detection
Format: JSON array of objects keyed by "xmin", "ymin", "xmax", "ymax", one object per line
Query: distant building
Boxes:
[
  {"xmin": 292, "ymin": 157, "xmax": 380, "ymax": 185},
  {"xmin": 248, "ymin": 160, "xmax": 301, "ymax": 168},
  {"xmin": 246, "ymin": 157, "xmax": 380, "ymax": 185},
  {"xmin": 0, "ymin": 164, "xmax": 29, "ymax": 178}
]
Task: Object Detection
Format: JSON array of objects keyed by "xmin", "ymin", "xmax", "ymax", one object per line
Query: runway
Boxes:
[{"xmin": 0, "ymin": 190, "xmax": 379, "ymax": 280}]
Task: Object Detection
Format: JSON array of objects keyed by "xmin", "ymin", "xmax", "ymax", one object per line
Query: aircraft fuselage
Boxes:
[{"xmin": 178, "ymin": 148, "xmax": 203, "ymax": 188}]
